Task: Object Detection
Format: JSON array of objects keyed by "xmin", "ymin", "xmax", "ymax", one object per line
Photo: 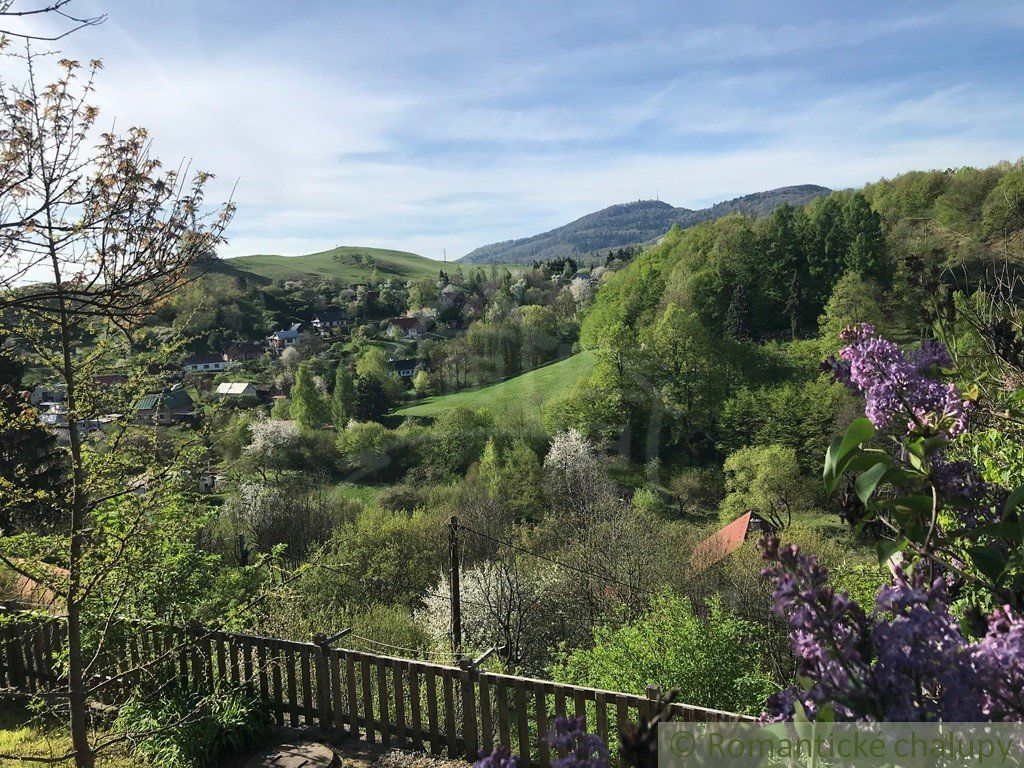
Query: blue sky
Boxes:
[{"xmin": 13, "ymin": 0, "xmax": 1024, "ymax": 260}]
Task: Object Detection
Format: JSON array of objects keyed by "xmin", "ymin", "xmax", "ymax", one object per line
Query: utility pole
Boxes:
[{"xmin": 448, "ymin": 516, "xmax": 462, "ymax": 660}]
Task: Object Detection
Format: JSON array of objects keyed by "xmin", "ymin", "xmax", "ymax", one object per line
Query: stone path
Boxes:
[{"xmin": 246, "ymin": 741, "xmax": 341, "ymax": 768}]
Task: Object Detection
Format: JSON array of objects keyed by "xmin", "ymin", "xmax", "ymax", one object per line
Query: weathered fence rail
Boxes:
[{"xmin": 0, "ymin": 612, "xmax": 749, "ymax": 765}]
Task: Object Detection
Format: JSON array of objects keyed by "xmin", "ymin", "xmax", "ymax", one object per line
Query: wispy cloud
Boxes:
[{"xmin": 6, "ymin": 0, "xmax": 1023, "ymax": 260}]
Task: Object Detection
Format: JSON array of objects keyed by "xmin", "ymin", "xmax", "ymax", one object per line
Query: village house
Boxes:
[
  {"xmin": 223, "ymin": 343, "xmax": 265, "ymax": 364},
  {"xmin": 215, "ymin": 382, "xmax": 259, "ymax": 399},
  {"xmin": 686, "ymin": 511, "xmax": 774, "ymax": 576},
  {"xmin": 310, "ymin": 310, "xmax": 349, "ymax": 337},
  {"xmin": 182, "ymin": 352, "xmax": 228, "ymax": 374},
  {"xmin": 29, "ymin": 383, "xmax": 66, "ymax": 405},
  {"xmin": 389, "ymin": 358, "xmax": 425, "ymax": 378},
  {"xmin": 387, "ymin": 316, "xmax": 429, "ymax": 340},
  {"xmin": 135, "ymin": 387, "xmax": 195, "ymax": 425},
  {"xmin": 268, "ymin": 323, "xmax": 302, "ymax": 353}
]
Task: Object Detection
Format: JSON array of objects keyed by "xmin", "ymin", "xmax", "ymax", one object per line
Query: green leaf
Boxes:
[
  {"xmin": 855, "ymin": 462, "xmax": 893, "ymax": 504},
  {"xmin": 823, "ymin": 418, "xmax": 875, "ymax": 492},
  {"xmin": 967, "ymin": 546, "xmax": 1006, "ymax": 584},
  {"xmin": 876, "ymin": 539, "xmax": 905, "ymax": 568},
  {"xmin": 1003, "ymin": 484, "xmax": 1024, "ymax": 520}
]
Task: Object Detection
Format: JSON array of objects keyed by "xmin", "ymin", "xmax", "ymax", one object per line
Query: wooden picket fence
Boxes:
[{"xmin": 0, "ymin": 611, "xmax": 748, "ymax": 766}]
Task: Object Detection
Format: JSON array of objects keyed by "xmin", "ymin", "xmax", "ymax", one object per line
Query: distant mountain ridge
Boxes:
[{"xmin": 459, "ymin": 184, "xmax": 831, "ymax": 264}]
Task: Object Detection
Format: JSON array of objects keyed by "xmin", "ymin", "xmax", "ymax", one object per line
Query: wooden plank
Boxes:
[
  {"xmin": 573, "ymin": 690, "xmax": 586, "ymax": 724},
  {"xmin": 615, "ymin": 697, "xmax": 629, "ymax": 756},
  {"xmin": 360, "ymin": 657, "xmax": 376, "ymax": 742},
  {"xmin": 462, "ymin": 669, "xmax": 478, "ymax": 760},
  {"xmin": 479, "ymin": 673, "xmax": 494, "ymax": 756},
  {"xmin": 441, "ymin": 668, "xmax": 457, "ymax": 758},
  {"xmin": 425, "ymin": 667, "xmax": 441, "ymax": 755},
  {"xmin": 496, "ymin": 676, "xmax": 511, "ymax": 752},
  {"xmin": 595, "ymin": 691, "xmax": 609, "ymax": 752},
  {"xmin": 271, "ymin": 641, "xmax": 285, "ymax": 726},
  {"xmin": 286, "ymin": 647, "xmax": 299, "ymax": 727},
  {"xmin": 257, "ymin": 639, "xmax": 270, "ymax": 703},
  {"xmin": 242, "ymin": 639, "xmax": 254, "ymax": 687},
  {"xmin": 377, "ymin": 660, "xmax": 391, "ymax": 747},
  {"xmin": 331, "ymin": 651, "xmax": 344, "ymax": 734},
  {"xmin": 346, "ymin": 652, "xmax": 359, "ymax": 736},
  {"xmin": 409, "ymin": 664, "xmax": 423, "ymax": 750},
  {"xmin": 228, "ymin": 635, "xmax": 241, "ymax": 687},
  {"xmin": 515, "ymin": 680, "xmax": 531, "ymax": 768},
  {"xmin": 392, "ymin": 659, "xmax": 407, "ymax": 747},
  {"xmin": 301, "ymin": 648, "xmax": 314, "ymax": 724},
  {"xmin": 536, "ymin": 684, "xmax": 550, "ymax": 768},
  {"xmin": 554, "ymin": 688, "xmax": 567, "ymax": 720}
]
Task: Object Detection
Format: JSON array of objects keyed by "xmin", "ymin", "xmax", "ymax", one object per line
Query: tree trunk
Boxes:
[{"xmin": 50, "ymin": 236, "xmax": 95, "ymax": 768}]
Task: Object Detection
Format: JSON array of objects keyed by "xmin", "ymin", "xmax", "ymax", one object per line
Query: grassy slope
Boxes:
[
  {"xmin": 225, "ymin": 245, "xmax": 443, "ymax": 282},
  {"xmin": 395, "ymin": 350, "xmax": 597, "ymax": 418}
]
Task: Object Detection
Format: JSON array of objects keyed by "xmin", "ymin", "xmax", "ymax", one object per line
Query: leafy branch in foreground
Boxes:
[{"xmin": 761, "ymin": 324, "xmax": 1024, "ymax": 722}]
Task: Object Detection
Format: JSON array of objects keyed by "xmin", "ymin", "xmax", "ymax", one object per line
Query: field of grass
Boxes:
[
  {"xmin": 395, "ymin": 350, "xmax": 597, "ymax": 418},
  {"xmin": 225, "ymin": 245, "xmax": 444, "ymax": 283}
]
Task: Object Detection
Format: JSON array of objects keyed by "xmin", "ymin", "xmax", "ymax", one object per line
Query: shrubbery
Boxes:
[{"xmin": 117, "ymin": 684, "xmax": 272, "ymax": 768}]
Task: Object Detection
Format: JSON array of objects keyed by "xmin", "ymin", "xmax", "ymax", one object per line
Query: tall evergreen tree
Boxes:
[
  {"xmin": 724, "ymin": 284, "xmax": 751, "ymax": 342},
  {"xmin": 843, "ymin": 192, "xmax": 887, "ymax": 283},
  {"xmin": 352, "ymin": 375, "xmax": 390, "ymax": 422},
  {"xmin": 290, "ymin": 362, "xmax": 331, "ymax": 429},
  {"xmin": 331, "ymin": 364, "xmax": 355, "ymax": 427}
]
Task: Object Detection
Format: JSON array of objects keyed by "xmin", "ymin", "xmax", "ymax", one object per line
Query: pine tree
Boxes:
[
  {"xmin": 331, "ymin": 364, "xmax": 354, "ymax": 427},
  {"xmin": 843, "ymin": 192, "xmax": 887, "ymax": 283},
  {"xmin": 785, "ymin": 274, "xmax": 803, "ymax": 340},
  {"xmin": 724, "ymin": 284, "xmax": 750, "ymax": 341},
  {"xmin": 290, "ymin": 362, "xmax": 331, "ymax": 429},
  {"xmin": 352, "ymin": 376, "xmax": 390, "ymax": 422}
]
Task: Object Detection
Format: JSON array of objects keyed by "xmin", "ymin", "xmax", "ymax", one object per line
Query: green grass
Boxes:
[
  {"xmin": 395, "ymin": 350, "xmax": 597, "ymax": 418},
  {"xmin": 0, "ymin": 705, "xmax": 142, "ymax": 766},
  {"xmin": 328, "ymin": 481, "xmax": 387, "ymax": 506},
  {"xmin": 224, "ymin": 245, "xmax": 444, "ymax": 283}
]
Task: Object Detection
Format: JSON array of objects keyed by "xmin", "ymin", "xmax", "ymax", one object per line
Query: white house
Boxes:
[
  {"xmin": 182, "ymin": 353, "xmax": 228, "ymax": 373},
  {"xmin": 215, "ymin": 382, "xmax": 259, "ymax": 398},
  {"xmin": 268, "ymin": 323, "xmax": 302, "ymax": 352}
]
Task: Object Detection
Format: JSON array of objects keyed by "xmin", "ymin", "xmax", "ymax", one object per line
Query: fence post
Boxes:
[
  {"xmin": 4, "ymin": 624, "xmax": 26, "ymax": 690},
  {"xmin": 312, "ymin": 633, "xmax": 333, "ymax": 732}
]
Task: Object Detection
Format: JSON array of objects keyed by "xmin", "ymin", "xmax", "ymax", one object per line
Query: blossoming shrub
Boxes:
[{"xmin": 762, "ymin": 324, "xmax": 1024, "ymax": 721}]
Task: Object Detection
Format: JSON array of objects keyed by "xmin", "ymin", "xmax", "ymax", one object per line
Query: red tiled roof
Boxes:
[{"xmin": 688, "ymin": 512, "xmax": 753, "ymax": 574}]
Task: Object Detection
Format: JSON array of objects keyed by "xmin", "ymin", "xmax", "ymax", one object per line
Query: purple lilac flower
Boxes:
[
  {"xmin": 545, "ymin": 716, "xmax": 609, "ymax": 768},
  {"xmin": 761, "ymin": 536, "xmax": 1024, "ymax": 722},
  {"xmin": 973, "ymin": 606, "xmax": 1024, "ymax": 721},
  {"xmin": 475, "ymin": 746, "xmax": 519, "ymax": 768},
  {"xmin": 834, "ymin": 325, "xmax": 971, "ymax": 437}
]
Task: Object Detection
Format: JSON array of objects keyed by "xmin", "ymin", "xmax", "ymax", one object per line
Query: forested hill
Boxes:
[{"xmin": 459, "ymin": 184, "xmax": 830, "ymax": 264}]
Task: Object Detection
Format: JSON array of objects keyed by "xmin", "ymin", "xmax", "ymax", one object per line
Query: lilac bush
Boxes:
[
  {"xmin": 473, "ymin": 716, "xmax": 608, "ymax": 768},
  {"xmin": 762, "ymin": 324, "xmax": 1024, "ymax": 722},
  {"xmin": 760, "ymin": 536, "xmax": 1024, "ymax": 721},
  {"xmin": 474, "ymin": 746, "xmax": 519, "ymax": 768},
  {"xmin": 545, "ymin": 716, "xmax": 609, "ymax": 768}
]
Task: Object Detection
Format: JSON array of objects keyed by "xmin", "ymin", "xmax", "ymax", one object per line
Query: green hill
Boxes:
[
  {"xmin": 395, "ymin": 351, "xmax": 597, "ymax": 418},
  {"xmin": 222, "ymin": 245, "xmax": 444, "ymax": 283}
]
